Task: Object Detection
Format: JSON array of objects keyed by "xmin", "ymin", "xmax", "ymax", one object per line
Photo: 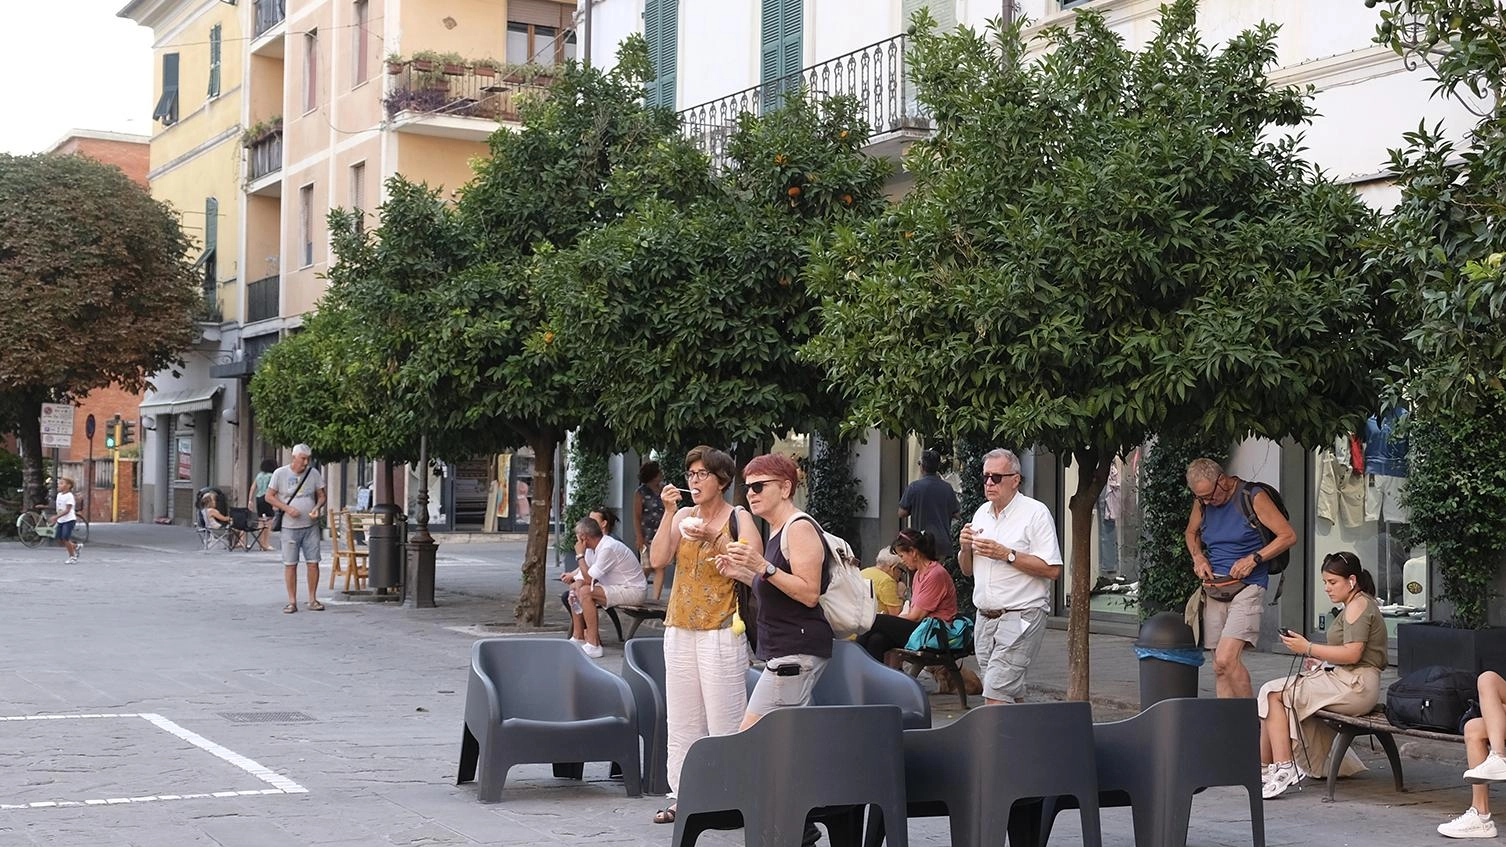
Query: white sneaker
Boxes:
[
  {"xmin": 1262, "ymin": 763, "xmax": 1301, "ymax": 799},
  {"xmin": 65, "ymin": 556, "xmax": 77, "ymax": 565},
  {"xmin": 568, "ymin": 637, "xmax": 585, "ymax": 647},
  {"xmin": 582, "ymin": 642, "xmax": 605, "ymax": 659},
  {"xmin": 1465, "ymin": 752, "xmax": 1506, "ymax": 784},
  {"xmin": 1440, "ymin": 807, "xmax": 1497, "ymax": 839}
]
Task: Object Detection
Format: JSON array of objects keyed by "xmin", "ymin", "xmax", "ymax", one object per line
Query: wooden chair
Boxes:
[{"xmin": 329, "ymin": 510, "xmax": 371, "ymax": 591}]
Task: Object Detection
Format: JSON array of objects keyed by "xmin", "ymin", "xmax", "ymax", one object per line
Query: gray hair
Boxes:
[
  {"xmin": 291, "ymin": 444, "xmax": 313, "ymax": 457},
  {"xmin": 982, "ymin": 448, "xmax": 1021, "ymax": 474},
  {"xmin": 1185, "ymin": 458, "xmax": 1224, "ymax": 485},
  {"xmin": 575, "ymin": 517, "xmax": 603, "ymax": 539},
  {"xmin": 874, "ymin": 547, "xmax": 903, "ymax": 570}
]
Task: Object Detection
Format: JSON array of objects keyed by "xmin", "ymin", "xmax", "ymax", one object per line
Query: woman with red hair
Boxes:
[{"xmin": 717, "ymin": 453, "xmax": 834, "ymax": 730}]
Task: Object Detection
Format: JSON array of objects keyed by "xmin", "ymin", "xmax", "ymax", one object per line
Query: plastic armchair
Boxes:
[
  {"xmin": 863, "ymin": 701, "xmax": 1101, "ymax": 847},
  {"xmin": 674, "ymin": 704, "xmax": 908, "ymax": 847},
  {"xmin": 814, "ymin": 641, "xmax": 931, "ymax": 729},
  {"xmin": 622, "ymin": 636, "xmax": 670, "ymax": 795},
  {"xmin": 1031, "ymin": 696, "xmax": 1265, "ymax": 847},
  {"xmin": 456, "ymin": 638, "xmax": 641, "ymax": 802}
]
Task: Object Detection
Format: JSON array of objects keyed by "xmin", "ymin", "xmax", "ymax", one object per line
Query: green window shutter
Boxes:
[
  {"xmin": 208, "ymin": 25, "xmax": 222, "ymax": 97},
  {"xmin": 761, "ymin": 0, "xmax": 801, "ymax": 109},
  {"xmin": 778, "ymin": 0, "xmax": 802, "ymax": 80},
  {"xmin": 643, "ymin": 0, "xmax": 661, "ymax": 106},
  {"xmin": 205, "ymin": 197, "xmax": 218, "ymax": 254},
  {"xmin": 153, "ymin": 53, "xmax": 180, "ymax": 125},
  {"xmin": 759, "ymin": 0, "xmax": 781, "ymax": 95},
  {"xmin": 902, "ymin": 0, "xmax": 954, "ymax": 32},
  {"xmin": 658, "ymin": 0, "xmax": 677, "ymax": 109}
]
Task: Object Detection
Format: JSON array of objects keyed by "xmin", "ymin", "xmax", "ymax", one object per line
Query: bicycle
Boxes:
[{"xmin": 16, "ymin": 505, "xmax": 90, "ymax": 549}]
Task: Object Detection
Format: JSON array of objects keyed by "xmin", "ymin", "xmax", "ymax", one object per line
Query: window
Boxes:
[
  {"xmin": 299, "ymin": 184, "xmax": 314, "ymax": 267},
  {"xmin": 303, "ymin": 29, "xmax": 319, "ymax": 112},
  {"xmin": 760, "ymin": 0, "xmax": 803, "ymax": 108},
  {"xmin": 208, "ymin": 25, "xmax": 222, "ymax": 98},
  {"xmin": 203, "ymin": 197, "xmax": 219, "ymax": 297},
  {"xmin": 900, "ymin": 0, "xmax": 954, "ymax": 31},
  {"xmin": 506, "ymin": 21, "xmax": 577, "ymax": 66},
  {"xmin": 351, "ymin": 1, "xmax": 369, "ymax": 86},
  {"xmin": 349, "ymin": 162, "xmax": 366, "ymax": 233},
  {"xmin": 152, "ymin": 53, "xmax": 180, "ymax": 125},
  {"xmin": 643, "ymin": 0, "xmax": 678, "ymax": 108}
]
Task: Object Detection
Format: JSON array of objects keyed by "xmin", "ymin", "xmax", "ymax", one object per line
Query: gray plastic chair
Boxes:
[
  {"xmin": 456, "ymin": 638, "xmax": 641, "ymax": 802},
  {"xmin": 863, "ymin": 701, "xmax": 1101, "ymax": 847},
  {"xmin": 1031, "ymin": 697, "xmax": 1265, "ymax": 847},
  {"xmin": 674, "ymin": 705, "xmax": 909, "ymax": 847},
  {"xmin": 622, "ymin": 636, "xmax": 670, "ymax": 795},
  {"xmin": 815, "ymin": 641, "xmax": 932, "ymax": 730}
]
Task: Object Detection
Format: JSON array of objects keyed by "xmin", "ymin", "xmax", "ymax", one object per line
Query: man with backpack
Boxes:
[{"xmin": 1184, "ymin": 458, "xmax": 1296, "ymax": 698}]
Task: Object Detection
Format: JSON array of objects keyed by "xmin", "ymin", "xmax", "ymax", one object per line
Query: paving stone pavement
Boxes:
[{"xmin": 0, "ymin": 524, "xmax": 1484, "ymax": 846}]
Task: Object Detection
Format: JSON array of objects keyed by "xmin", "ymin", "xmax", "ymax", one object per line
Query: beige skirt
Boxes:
[{"xmin": 1257, "ymin": 664, "xmax": 1381, "ymax": 777}]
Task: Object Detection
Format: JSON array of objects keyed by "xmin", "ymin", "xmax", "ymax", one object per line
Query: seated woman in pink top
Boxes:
[{"xmin": 856, "ymin": 528, "xmax": 958, "ymax": 663}]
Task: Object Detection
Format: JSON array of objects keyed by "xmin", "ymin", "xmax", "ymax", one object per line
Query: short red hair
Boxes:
[{"xmin": 742, "ymin": 453, "xmax": 800, "ymax": 493}]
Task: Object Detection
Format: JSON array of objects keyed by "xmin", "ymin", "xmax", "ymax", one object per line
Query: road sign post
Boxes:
[
  {"xmin": 38, "ymin": 404, "xmax": 76, "ymax": 504},
  {"xmin": 85, "ymin": 414, "xmax": 96, "ymax": 524}
]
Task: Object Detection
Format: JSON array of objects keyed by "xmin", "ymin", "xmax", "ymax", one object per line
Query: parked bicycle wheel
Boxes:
[
  {"xmin": 16, "ymin": 513, "xmax": 43, "ymax": 548},
  {"xmin": 73, "ymin": 520, "xmax": 90, "ymax": 544}
]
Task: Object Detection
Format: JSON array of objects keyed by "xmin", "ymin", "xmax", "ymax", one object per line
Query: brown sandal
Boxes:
[
  {"xmin": 307, "ymin": 600, "xmax": 326, "ymax": 611},
  {"xmin": 653, "ymin": 807, "xmax": 676, "ymax": 825},
  {"xmin": 282, "ymin": 603, "xmax": 297, "ymax": 614}
]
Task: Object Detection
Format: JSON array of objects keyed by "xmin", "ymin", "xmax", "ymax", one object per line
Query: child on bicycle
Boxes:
[{"xmin": 51, "ymin": 477, "xmax": 81, "ymax": 564}]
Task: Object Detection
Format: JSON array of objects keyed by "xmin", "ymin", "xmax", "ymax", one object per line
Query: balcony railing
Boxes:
[
  {"xmin": 246, "ymin": 274, "xmax": 279, "ymax": 324},
  {"xmin": 253, "ymin": 0, "xmax": 285, "ymax": 38},
  {"xmin": 384, "ymin": 62, "xmax": 554, "ymax": 123},
  {"xmin": 247, "ymin": 130, "xmax": 282, "ymax": 182},
  {"xmin": 678, "ymin": 33, "xmax": 931, "ymax": 170}
]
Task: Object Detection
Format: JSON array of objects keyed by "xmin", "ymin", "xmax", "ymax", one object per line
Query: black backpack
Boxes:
[
  {"xmin": 1386, "ymin": 666, "xmax": 1479, "ymax": 734},
  {"xmin": 1236, "ymin": 481, "xmax": 1289, "ymax": 575}
]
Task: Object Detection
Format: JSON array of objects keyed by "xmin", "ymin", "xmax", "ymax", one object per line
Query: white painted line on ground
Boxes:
[{"xmin": 0, "ymin": 712, "xmax": 309, "ymax": 810}]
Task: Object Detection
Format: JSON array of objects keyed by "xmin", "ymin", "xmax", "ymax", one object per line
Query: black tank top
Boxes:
[{"xmin": 753, "ymin": 515, "xmax": 834, "ymax": 661}]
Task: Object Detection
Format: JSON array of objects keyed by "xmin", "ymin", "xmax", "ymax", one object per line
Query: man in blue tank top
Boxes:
[{"xmin": 1185, "ymin": 458, "xmax": 1296, "ymax": 698}]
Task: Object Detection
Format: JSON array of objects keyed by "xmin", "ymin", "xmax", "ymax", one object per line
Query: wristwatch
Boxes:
[
  {"xmin": 764, "ymin": 562, "xmax": 778, "ymax": 578},
  {"xmin": 1006, "ymin": 549, "xmax": 1018, "ymax": 564},
  {"xmin": 1253, "ymin": 552, "xmax": 1265, "ymax": 567}
]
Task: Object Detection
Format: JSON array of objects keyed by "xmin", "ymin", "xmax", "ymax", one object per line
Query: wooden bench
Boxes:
[
  {"xmin": 1315, "ymin": 706, "xmax": 1465, "ymax": 801},
  {"xmin": 895, "ymin": 640, "xmax": 975, "ymax": 710},
  {"xmin": 609, "ymin": 602, "xmax": 667, "ymax": 641}
]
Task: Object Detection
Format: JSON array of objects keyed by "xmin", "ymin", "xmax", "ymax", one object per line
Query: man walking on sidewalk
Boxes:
[
  {"xmin": 959, "ymin": 448, "xmax": 1063, "ymax": 704},
  {"xmin": 266, "ymin": 444, "xmax": 327, "ymax": 614},
  {"xmin": 899, "ymin": 448, "xmax": 960, "ymax": 560}
]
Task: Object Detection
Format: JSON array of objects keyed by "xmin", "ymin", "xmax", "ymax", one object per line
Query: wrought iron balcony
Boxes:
[
  {"xmin": 247, "ymin": 130, "xmax": 282, "ymax": 182},
  {"xmin": 384, "ymin": 61, "xmax": 554, "ymax": 125},
  {"xmin": 678, "ymin": 33, "xmax": 931, "ymax": 170},
  {"xmin": 246, "ymin": 274, "xmax": 279, "ymax": 324},
  {"xmin": 254, "ymin": 0, "xmax": 285, "ymax": 38}
]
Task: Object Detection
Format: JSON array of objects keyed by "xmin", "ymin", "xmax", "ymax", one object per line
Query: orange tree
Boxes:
[
  {"xmin": 803, "ymin": 2, "xmax": 1393, "ymax": 699},
  {"xmin": 0, "ymin": 154, "xmax": 198, "ymax": 507}
]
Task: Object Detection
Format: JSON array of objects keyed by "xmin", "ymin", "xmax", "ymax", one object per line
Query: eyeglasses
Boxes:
[
  {"xmin": 686, "ymin": 469, "xmax": 714, "ymax": 482},
  {"xmin": 746, "ymin": 480, "xmax": 779, "ymax": 495},
  {"xmin": 982, "ymin": 472, "xmax": 1020, "ymax": 485},
  {"xmin": 1193, "ymin": 475, "xmax": 1226, "ymax": 505}
]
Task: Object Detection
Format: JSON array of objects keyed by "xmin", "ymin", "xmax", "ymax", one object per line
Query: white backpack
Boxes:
[{"xmin": 779, "ymin": 510, "xmax": 876, "ymax": 639}]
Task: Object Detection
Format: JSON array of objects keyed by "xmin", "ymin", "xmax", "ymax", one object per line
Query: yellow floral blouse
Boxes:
[{"xmin": 664, "ymin": 512, "xmax": 738, "ymax": 630}]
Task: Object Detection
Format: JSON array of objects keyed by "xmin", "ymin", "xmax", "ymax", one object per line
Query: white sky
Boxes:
[{"xmin": 0, "ymin": 0, "xmax": 154, "ymax": 154}]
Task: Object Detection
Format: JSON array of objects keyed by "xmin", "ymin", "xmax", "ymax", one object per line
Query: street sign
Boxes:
[
  {"xmin": 85, "ymin": 414, "xmax": 96, "ymax": 440},
  {"xmin": 41, "ymin": 433, "xmax": 71, "ymax": 448},
  {"xmin": 39, "ymin": 403, "xmax": 76, "ymax": 436}
]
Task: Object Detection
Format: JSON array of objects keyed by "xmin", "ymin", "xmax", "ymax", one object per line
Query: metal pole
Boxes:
[
  {"xmin": 581, "ymin": 0, "xmax": 591, "ymax": 68},
  {"xmin": 111, "ymin": 422, "xmax": 121, "ymax": 523},
  {"xmin": 87, "ymin": 439, "xmax": 93, "ymax": 524},
  {"xmin": 404, "ymin": 435, "xmax": 437, "ymax": 608}
]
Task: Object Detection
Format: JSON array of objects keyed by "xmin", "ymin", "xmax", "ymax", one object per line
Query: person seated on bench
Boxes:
[
  {"xmin": 1258, "ymin": 552, "xmax": 1387, "ymax": 799},
  {"xmin": 856, "ymin": 529, "xmax": 958, "ymax": 666},
  {"xmin": 861, "ymin": 547, "xmax": 907, "ymax": 617},
  {"xmin": 1438, "ymin": 671, "xmax": 1506, "ymax": 838},
  {"xmin": 562, "ymin": 516, "xmax": 646, "ymax": 658}
]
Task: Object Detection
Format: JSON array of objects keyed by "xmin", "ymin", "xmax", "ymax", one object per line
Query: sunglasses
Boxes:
[
  {"xmin": 746, "ymin": 480, "xmax": 780, "ymax": 494},
  {"xmin": 982, "ymin": 472, "xmax": 1019, "ymax": 485}
]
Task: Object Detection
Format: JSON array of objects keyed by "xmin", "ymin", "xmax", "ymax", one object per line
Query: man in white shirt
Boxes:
[
  {"xmin": 561, "ymin": 517, "xmax": 647, "ymax": 658},
  {"xmin": 959, "ymin": 448, "xmax": 1064, "ymax": 704}
]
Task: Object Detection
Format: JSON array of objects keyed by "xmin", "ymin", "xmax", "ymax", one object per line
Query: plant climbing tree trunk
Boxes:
[
  {"xmin": 1065, "ymin": 449, "xmax": 1111, "ymax": 702},
  {"xmin": 515, "ymin": 428, "xmax": 562, "ymax": 626}
]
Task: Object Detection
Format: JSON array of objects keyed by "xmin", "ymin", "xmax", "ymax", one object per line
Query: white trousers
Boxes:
[{"xmin": 663, "ymin": 625, "xmax": 748, "ymax": 798}]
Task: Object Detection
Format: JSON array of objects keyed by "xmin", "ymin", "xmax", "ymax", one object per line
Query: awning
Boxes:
[{"xmin": 140, "ymin": 385, "xmax": 223, "ymax": 416}]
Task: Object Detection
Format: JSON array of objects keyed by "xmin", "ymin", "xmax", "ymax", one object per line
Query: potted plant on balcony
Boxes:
[
  {"xmin": 1394, "ymin": 399, "xmax": 1506, "ymax": 676},
  {"xmin": 386, "ymin": 53, "xmax": 405, "ymax": 75},
  {"xmin": 472, "ymin": 57, "xmax": 502, "ymax": 79},
  {"xmin": 410, "ymin": 51, "xmax": 439, "ymax": 73},
  {"xmin": 439, "ymin": 52, "xmax": 467, "ymax": 76},
  {"xmin": 239, "ymin": 115, "xmax": 283, "ymax": 148}
]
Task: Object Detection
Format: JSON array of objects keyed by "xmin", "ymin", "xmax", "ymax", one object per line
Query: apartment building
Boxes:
[
  {"xmin": 581, "ymin": 0, "xmax": 1478, "ymax": 642},
  {"xmin": 119, "ymin": 0, "xmax": 246, "ymax": 523}
]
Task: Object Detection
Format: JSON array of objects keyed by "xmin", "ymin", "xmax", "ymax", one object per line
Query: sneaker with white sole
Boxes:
[
  {"xmin": 75, "ymin": 543, "xmax": 83, "ymax": 559},
  {"xmin": 1262, "ymin": 763, "xmax": 1301, "ymax": 799},
  {"xmin": 1466, "ymin": 752, "xmax": 1506, "ymax": 784},
  {"xmin": 568, "ymin": 637, "xmax": 585, "ymax": 647},
  {"xmin": 1440, "ymin": 807, "xmax": 1497, "ymax": 839},
  {"xmin": 582, "ymin": 642, "xmax": 605, "ymax": 659},
  {"xmin": 65, "ymin": 556, "xmax": 77, "ymax": 565}
]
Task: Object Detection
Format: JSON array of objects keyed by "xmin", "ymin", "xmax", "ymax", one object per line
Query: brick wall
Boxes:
[{"xmin": 49, "ymin": 137, "xmax": 149, "ymax": 187}]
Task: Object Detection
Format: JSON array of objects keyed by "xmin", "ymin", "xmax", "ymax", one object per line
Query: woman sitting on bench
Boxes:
[
  {"xmin": 1258, "ymin": 551, "xmax": 1387, "ymax": 799},
  {"xmin": 855, "ymin": 529, "xmax": 958, "ymax": 666}
]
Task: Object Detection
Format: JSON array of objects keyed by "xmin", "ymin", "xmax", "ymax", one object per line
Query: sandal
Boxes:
[
  {"xmin": 307, "ymin": 600, "xmax": 326, "ymax": 611},
  {"xmin": 653, "ymin": 807, "xmax": 676, "ymax": 825},
  {"xmin": 283, "ymin": 603, "xmax": 298, "ymax": 614}
]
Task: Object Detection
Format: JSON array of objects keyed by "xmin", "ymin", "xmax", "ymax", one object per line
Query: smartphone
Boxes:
[
  {"xmin": 1278, "ymin": 628, "xmax": 1294, "ymax": 637},
  {"xmin": 773, "ymin": 663, "xmax": 802, "ymax": 677}
]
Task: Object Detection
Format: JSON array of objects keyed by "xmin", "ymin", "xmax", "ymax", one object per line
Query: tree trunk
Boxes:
[
  {"xmin": 378, "ymin": 460, "xmax": 396, "ymax": 508},
  {"xmin": 514, "ymin": 428, "xmax": 561, "ymax": 626},
  {"xmin": 1065, "ymin": 449, "xmax": 1112, "ymax": 702},
  {"xmin": 17, "ymin": 395, "xmax": 46, "ymax": 511}
]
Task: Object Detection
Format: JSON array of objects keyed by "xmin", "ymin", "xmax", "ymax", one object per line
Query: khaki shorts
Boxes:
[
  {"xmin": 1202, "ymin": 582, "xmax": 1265, "ymax": 648},
  {"xmin": 600, "ymin": 583, "xmax": 646, "ymax": 609},
  {"xmin": 975, "ymin": 608, "xmax": 1048, "ymax": 702}
]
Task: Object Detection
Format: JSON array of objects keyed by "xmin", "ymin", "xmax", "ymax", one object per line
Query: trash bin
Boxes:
[
  {"xmin": 366, "ymin": 502, "xmax": 402, "ymax": 589},
  {"xmin": 1134, "ymin": 612, "xmax": 1202, "ymax": 709}
]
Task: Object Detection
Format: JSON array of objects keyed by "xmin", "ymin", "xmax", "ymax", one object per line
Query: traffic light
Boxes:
[
  {"xmin": 104, "ymin": 415, "xmax": 121, "ymax": 450},
  {"xmin": 120, "ymin": 419, "xmax": 135, "ymax": 447}
]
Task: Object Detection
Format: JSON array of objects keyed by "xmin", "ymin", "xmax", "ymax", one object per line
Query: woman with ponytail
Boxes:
[
  {"xmin": 1258, "ymin": 551, "xmax": 1388, "ymax": 799},
  {"xmin": 855, "ymin": 528, "xmax": 958, "ymax": 664}
]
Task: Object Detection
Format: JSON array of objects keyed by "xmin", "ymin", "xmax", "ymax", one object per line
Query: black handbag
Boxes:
[{"xmin": 271, "ymin": 469, "xmax": 310, "ymax": 533}]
